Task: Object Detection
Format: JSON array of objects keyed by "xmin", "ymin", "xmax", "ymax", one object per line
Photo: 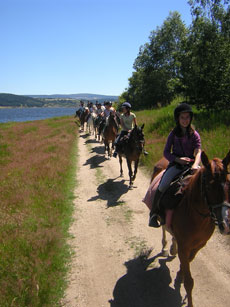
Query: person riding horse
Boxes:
[
  {"xmin": 76, "ymin": 100, "xmax": 85, "ymax": 118},
  {"xmin": 148, "ymin": 102, "xmax": 202, "ymax": 228},
  {"xmin": 98, "ymin": 101, "xmax": 115, "ymax": 136},
  {"xmin": 113, "ymin": 102, "xmax": 148, "ymax": 158}
]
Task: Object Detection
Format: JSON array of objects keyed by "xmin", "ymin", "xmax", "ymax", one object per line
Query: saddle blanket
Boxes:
[{"xmin": 142, "ymin": 170, "xmax": 165, "ymax": 210}]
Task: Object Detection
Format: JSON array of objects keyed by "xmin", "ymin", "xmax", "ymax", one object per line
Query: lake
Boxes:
[{"xmin": 0, "ymin": 107, "xmax": 77, "ymax": 123}]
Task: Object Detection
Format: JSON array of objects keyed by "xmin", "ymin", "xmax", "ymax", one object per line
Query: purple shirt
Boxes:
[{"xmin": 163, "ymin": 130, "xmax": 201, "ymax": 163}]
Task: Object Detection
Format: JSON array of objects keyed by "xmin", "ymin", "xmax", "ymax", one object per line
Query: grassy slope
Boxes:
[
  {"xmin": 0, "ymin": 117, "xmax": 77, "ymax": 306},
  {"xmin": 137, "ymin": 100, "xmax": 230, "ymax": 174}
]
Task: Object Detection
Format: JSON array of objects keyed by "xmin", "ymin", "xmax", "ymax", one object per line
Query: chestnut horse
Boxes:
[
  {"xmin": 103, "ymin": 114, "xmax": 119, "ymax": 157},
  {"xmin": 150, "ymin": 151, "xmax": 230, "ymax": 307},
  {"xmin": 117, "ymin": 124, "xmax": 145, "ymax": 187}
]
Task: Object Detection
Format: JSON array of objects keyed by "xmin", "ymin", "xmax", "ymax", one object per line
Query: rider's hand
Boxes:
[{"xmin": 176, "ymin": 157, "xmax": 194, "ymax": 165}]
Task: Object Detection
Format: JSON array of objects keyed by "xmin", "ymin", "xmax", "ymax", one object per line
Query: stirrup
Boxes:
[{"xmin": 149, "ymin": 214, "xmax": 160, "ymax": 228}]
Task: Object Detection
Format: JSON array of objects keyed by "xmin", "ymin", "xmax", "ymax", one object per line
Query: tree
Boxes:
[
  {"xmin": 180, "ymin": 0, "xmax": 230, "ymax": 110},
  {"xmin": 125, "ymin": 11, "xmax": 187, "ymax": 109}
]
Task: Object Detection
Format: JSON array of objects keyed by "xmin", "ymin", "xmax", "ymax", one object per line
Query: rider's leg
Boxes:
[
  {"xmin": 113, "ymin": 131, "xmax": 127, "ymax": 158},
  {"xmin": 149, "ymin": 165, "xmax": 182, "ymax": 227}
]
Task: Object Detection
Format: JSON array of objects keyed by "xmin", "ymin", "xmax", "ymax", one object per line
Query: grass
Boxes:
[
  {"xmin": 136, "ymin": 99, "xmax": 230, "ymax": 174},
  {"xmin": 0, "ymin": 116, "xmax": 77, "ymax": 306}
]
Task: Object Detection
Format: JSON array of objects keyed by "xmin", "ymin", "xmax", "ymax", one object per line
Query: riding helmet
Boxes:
[
  {"xmin": 122, "ymin": 102, "xmax": 131, "ymax": 109},
  {"xmin": 174, "ymin": 103, "xmax": 193, "ymax": 122}
]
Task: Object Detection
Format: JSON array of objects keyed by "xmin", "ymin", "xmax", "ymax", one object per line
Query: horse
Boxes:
[
  {"xmin": 94, "ymin": 115, "xmax": 104, "ymax": 141},
  {"xmin": 103, "ymin": 114, "xmax": 119, "ymax": 157},
  {"xmin": 150, "ymin": 150, "xmax": 230, "ymax": 307},
  {"xmin": 117, "ymin": 124, "xmax": 145, "ymax": 187},
  {"xmin": 75, "ymin": 108, "xmax": 89, "ymax": 131},
  {"xmin": 86, "ymin": 111, "xmax": 97, "ymax": 135}
]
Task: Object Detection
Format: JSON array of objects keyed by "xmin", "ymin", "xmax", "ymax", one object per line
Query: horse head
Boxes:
[
  {"xmin": 201, "ymin": 150, "xmax": 230, "ymax": 235},
  {"xmin": 129, "ymin": 124, "xmax": 145, "ymax": 153}
]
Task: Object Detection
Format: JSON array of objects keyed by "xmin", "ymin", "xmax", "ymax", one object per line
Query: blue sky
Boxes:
[{"xmin": 1, "ymin": 0, "xmax": 192, "ymax": 96}]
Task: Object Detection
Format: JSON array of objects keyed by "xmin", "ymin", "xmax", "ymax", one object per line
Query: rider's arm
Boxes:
[
  {"xmin": 163, "ymin": 131, "xmax": 176, "ymax": 163},
  {"xmin": 191, "ymin": 148, "xmax": 201, "ymax": 169},
  {"xmin": 133, "ymin": 116, "xmax": 137, "ymax": 126}
]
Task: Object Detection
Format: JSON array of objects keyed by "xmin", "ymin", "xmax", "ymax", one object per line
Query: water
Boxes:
[{"xmin": 0, "ymin": 107, "xmax": 77, "ymax": 123}]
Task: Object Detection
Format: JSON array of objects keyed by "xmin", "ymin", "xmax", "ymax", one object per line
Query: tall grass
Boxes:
[
  {"xmin": 0, "ymin": 116, "xmax": 77, "ymax": 306},
  {"xmin": 137, "ymin": 101, "xmax": 230, "ymax": 173}
]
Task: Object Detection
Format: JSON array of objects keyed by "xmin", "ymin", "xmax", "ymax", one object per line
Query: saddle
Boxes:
[{"xmin": 159, "ymin": 167, "xmax": 192, "ymax": 212}]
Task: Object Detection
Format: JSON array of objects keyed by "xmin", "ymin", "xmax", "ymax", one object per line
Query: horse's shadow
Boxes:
[
  {"xmin": 90, "ymin": 145, "xmax": 105, "ymax": 155},
  {"xmin": 79, "ymin": 133, "xmax": 89, "ymax": 139},
  {"xmin": 109, "ymin": 251, "xmax": 183, "ymax": 307},
  {"xmin": 83, "ymin": 154, "xmax": 107, "ymax": 169},
  {"xmin": 85, "ymin": 139, "xmax": 98, "ymax": 145},
  {"xmin": 88, "ymin": 178, "xmax": 129, "ymax": 207}
]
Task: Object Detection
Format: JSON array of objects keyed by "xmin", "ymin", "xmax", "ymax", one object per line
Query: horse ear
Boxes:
[
  {"xmin": 222, "ymin": 150, "xmax": 230, "ymax": 168},
  {"xmin": 141, "ymin": 124, "xmax": 145, "ymax": 130},
  {"xmin": 201, "ymin": 151, "xmax": 210, "ymax": 168}
]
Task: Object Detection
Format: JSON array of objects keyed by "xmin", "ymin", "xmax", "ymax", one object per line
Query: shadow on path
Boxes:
[
  {"xmin": 88, "ymin": 178, "xmax": 129, "ymax": 207},
  {"xmin": 83, "ymin": 154, "xmax": 107, "ymax": 169},
  {"xmin": 90, "ymin": 145, "xmax": 105, "ymax": 155},
  {"xmin": 109, "ymin": 251, "xmax": 183, "ymax": 307}
]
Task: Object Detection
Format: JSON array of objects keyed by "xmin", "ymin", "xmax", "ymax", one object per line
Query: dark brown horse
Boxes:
[
  {"xmin": 103, "ymin": 114, "xmax": 119, "ymax": 157},
  {"xmin": 75, "ymin": 108, "xmax": 89, "ymax": 131},
  {"xmin": 117, "ymin": 124, "xmax": 145, "ymax": 187},
  {"xmin": 150, "ymin": 151, "xmax": 230, "ymax": 307}
]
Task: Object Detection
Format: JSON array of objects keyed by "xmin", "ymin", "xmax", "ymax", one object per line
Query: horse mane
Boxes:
[{"xmin": 183, "ymin": 158, "xmax": 224, "ymax": 208}]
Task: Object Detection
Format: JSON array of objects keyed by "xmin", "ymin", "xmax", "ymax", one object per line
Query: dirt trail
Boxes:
[{"xmin": 62, "ymin": 131, "xmax": 230, "ymax": 307}]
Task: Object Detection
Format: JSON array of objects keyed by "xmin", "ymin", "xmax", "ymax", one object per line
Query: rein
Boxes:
[{"xmin": 201, "ymin": 171, "xmax": 230, "ymax": 223}]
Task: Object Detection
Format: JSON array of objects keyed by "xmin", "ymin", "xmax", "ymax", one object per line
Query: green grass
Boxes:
[
  {"xmin": 0, "ymin": 116, "xmax": 78, "ymax": 306},
  {"xmin": 136, "ymin": 99, "xmax": 230, "ymax": 174}
]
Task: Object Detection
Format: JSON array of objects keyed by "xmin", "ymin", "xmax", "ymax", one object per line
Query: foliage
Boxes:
[
  {"xmin": 180, "ymin": 0, "xmax": 230, "ymax": 110},
  {"xmin": 0, "ymin": 116, "xmax": 77, "ymax": 306},
  {"xmin": 121, "ymin": 11, "xmax": 187, "ymax": 109},
  {"xmin": 120, "ymin": 0, "xmax": 230, "ymax": 111}
]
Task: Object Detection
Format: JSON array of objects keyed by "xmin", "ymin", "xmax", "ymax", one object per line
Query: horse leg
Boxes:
[
  {"xmin": 119, "ymin": 155, "xmax": 123, "ymax": 177},
  {"xmin": 177, "ymin": 248, "xmax": 194, "ymax": 307},
  {"xmin": 126, "ymin": 158, "xmax": 133, "ymax": 187},
  {"xmin": 161, "ymin": 226, "xmax": 169, "ymax": 257},
  {"xmin": 108, "ymin": 142, "xmax": 111, "ymax": 158},
  {"xmin": 170, "ymin": 236, "xmax": 178, "ymax": 256},
  {"xmin": 132, "ymin": 158, "xmax": 139, "ymax": 182}
]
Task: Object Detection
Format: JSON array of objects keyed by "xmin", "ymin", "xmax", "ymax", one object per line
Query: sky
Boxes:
[{"xmin": 1, "ymin": 0, "xmax": 192, "ymax": 96}]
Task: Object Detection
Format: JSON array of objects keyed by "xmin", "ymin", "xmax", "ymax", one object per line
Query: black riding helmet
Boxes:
[
  {"xmin": 174, "ymin": 103, "xmax": 193, "ymax": 122},
  {"xmin": 122, "ymin": 102, "xmax": 131, "ymax": 109}
]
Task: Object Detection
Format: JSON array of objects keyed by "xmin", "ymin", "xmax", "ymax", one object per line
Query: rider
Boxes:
[
  {"xmin": 77, "ymin": 100, "xmax": 85, "ymax": 116},
  {"xmin": 149, "ymin": 102, "xmax": 202, "ymax": 227},
  {"xmin": 99, "ymin": 101, "xmax": 115, "ymax": 135},
  {"xmin": 112, "ymin": 102, "xmax": 137, "ymax": 158}
]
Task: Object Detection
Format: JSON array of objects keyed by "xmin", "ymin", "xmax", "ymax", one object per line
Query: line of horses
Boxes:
[
  {"xmin": 75, "ymin": 109, "xmax": 145, "ymax": 187},
  {"xmin": 75, "ymin": 109, "xmax": 230, "ymax": 307}
]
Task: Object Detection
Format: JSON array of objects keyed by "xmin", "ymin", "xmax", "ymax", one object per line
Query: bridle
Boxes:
[
  {"xmin": 201, "ymin": 169, "xmax": 230, "ymax": 224},
  {"xmin": 129, "ymin": 128, "xmax": 145, "ymax": 152}
]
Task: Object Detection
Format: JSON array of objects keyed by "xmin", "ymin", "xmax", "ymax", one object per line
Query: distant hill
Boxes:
[
  {"xmin": 0, "ymin": 93, "xmax": 44, "ymax": 107},
  {"xmin": 28, "ymin": 93, "xmax": 119, "ymax": 102},
  {"xmin": 0, "ymin": 93, "xmax": 119, "ymax": 108}
]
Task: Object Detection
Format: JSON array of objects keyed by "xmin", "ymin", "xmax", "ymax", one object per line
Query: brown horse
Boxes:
[
  {"xmin": 75, "ymin": 108, "xmax": 89, "ymax": 131},
  {"xmin": 150, "ymin": 151, "xmax": 230, "ymax": 307},
  {"xmin": 117, "ymin": 124, "xmax": 145, "ymax": 187},
  {"xmin": 103, "ymin": 114, "xmax": 119, "ymax": 157}
]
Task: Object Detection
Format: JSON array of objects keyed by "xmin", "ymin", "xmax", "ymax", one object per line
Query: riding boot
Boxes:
[{"xmin": 149, "ymin": 189, "xmax": 163, "ymax": 228}]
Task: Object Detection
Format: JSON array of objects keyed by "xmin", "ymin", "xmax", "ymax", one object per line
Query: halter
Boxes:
[{"xmin": 201, "ymin": 170, "xmax": 230, "ymax": 224}]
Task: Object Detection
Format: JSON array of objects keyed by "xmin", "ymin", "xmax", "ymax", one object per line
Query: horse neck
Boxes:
[{"xmin": 186, "ymin": 169, "xmax": 209, "ymax": 212}]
